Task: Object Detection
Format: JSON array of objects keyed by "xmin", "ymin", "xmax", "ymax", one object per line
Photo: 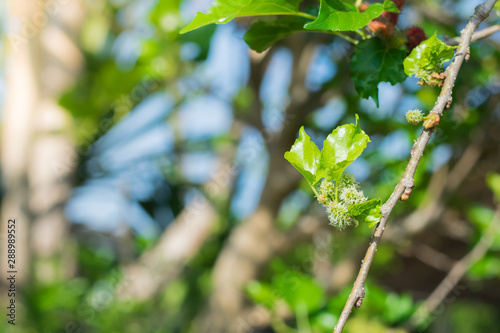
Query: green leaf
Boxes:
[
  {"xmin": 304, "ymin": 0, "xmax": 384, "ymax": 32},
  {"xmin": 466, "ymin": 205, "xmax": 500, "ymax": 251},
  {"xmin": 319, "ymin": 115, "xmax": 371, "ymax": 182},
  {"xmin": 468, "ymin": 253, "xmax": 500, "ymax": 280},
  {"xmin": 273, "ymin": 271, "xmax": 324, "ymax": 312},
  {"xmin": 180, "ymin": 0, "xmax": 306, "ymax": 34},
  {"xmin": 403, "ymin": 33, "xmax": 457, "ymax": 80},
  {"xmin": 383, "ymin": 0, "xmax": 401, "ymax": 13},
  {"xmin": 467, "ymin": 205, "xmax": 495, "ymax": 230},
  {"xmin": 349, "ymin": 199, "xmax": 382, "ymax": 227},
  {"xmin": 383, "ymin": 292, "xmax": 415, "ymax": 324},
  {"xmin": 243, "ymin": 17, "xmax": 306, "ymax": 52},
  {"xmin": 487, "ymin": 172, "xmax": 500, "ymax": 202},
  {"xmin": 350, "ymin": 37, "xmax": 407, "ymax": 106},
  {"xmin": 246, "ymin": 280, "xmax": 277, "ymax": 309},
  {"xmin": 348, "ymin": 198, "xmax": 380, "ymax": 215},
  {"xmin": 284, "ymin": 126, "xmax": 322, "ymax": 186},
  {"xmin": 311, "ymin": 313, "xmax": 337, "ymax": 331}
]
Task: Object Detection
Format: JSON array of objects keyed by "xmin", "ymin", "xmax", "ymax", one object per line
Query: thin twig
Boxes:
[
  {"xmin": 448, "ymin": 24, "xmax": 500, "ymax": 46},
  {"xmin": 388, "ymin": 140, "xmax": 482, "ymax": 240},
  {"xmin": 332, "ymin": 1, "xmax": 499, "ymax": 332},
  {"xmin": 409, "ymin": 207, "xmax": 500, "ymax": 330}
]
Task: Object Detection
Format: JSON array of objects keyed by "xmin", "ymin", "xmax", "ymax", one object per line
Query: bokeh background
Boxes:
[{"xmin": 1, "ymin": 0, "xmax": 500, "ymax": 332}]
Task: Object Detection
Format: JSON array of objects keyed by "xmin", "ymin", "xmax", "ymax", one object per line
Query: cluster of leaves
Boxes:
[
  {"xmin": 180, "ymin": 0, "xmax": 462, "ymax": 228},
  {"xmin": 180, "ymin": 0, "xmax": 458, "ymax": 107},
  {"xmin": 180, "ymin": 0, "xmax": 403, "ymax": 106},
  {"xmin": 180, "ymin": 0, "xmax": 400, "ymax": 36},
  {"xmin": 304, "ymin": 0, "xmax": 400, "ymax": 32},
  {"xmin": 284, "ymin": 115, "xmax": 382, "ymax": 229},
  {"xmin": 404, "ymin": 33, "xmax": 457, "ymax": 86}
]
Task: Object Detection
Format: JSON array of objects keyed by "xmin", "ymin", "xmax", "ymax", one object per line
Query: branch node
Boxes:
[
  {"xmin": 403, "ymin": 178, "xmax": 415, "ymax": 188},
  {"xmin": 400, "ymin": 178, "xmax": 415, "ymax": 201},
  {"xmin": 472, "ymin": 3, "xmax": 490, "ymax": 23},
  {"xmin": 423, "ymin": 113, "xmax": 441, "ymax": 129},
  {"xmin": 354, "ymin": 287, "xmax": 365, "ymax": 309},
  {"xmin": 400, "ymin": 187, "xmax": 413, "ymax": 201}
]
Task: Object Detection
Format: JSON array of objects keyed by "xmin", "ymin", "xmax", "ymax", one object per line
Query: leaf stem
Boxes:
[
  {"xmin": 355, "ymin": 0, "xmax": 363, "ymax": 11},
  {"xmin": 310, "ymin": 185, "xmax": 320, "ymax": 198},
  {"xmin": 354, "ymin": 29, "xmax": 365, "ymax": 38},
  {"xmin": 334, "ymin": 32, "xmax": 359, "ymax": 44},
  {"xmin": 295, "ymin": 12, "xmax": 318, "ymax": 20},
  {"xmin": 310, "ymin": 30, "xmax": 359, "ymax": 44},
  {"xmin": 355, "ymin": 27, "xmax": 369, "ymax": 39}
]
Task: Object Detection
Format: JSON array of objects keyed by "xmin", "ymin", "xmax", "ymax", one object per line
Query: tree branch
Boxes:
[
  {"xmin": 387, "ymin": 138, "xmax": 482, "ymax": 240},
  {"xmin": 448, "ymin": 24, "xmax": 500, "ymax": 46},
  {"xmin": 409, "ymin": 207, "xmax": 500, "ymax": 329},
  {"xmin": 333, "ymin": 1, "xmax": 498, "ymax": 332}
]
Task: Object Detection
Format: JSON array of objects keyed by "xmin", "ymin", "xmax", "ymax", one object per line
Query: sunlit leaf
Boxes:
[
  {"xmin": 403, "ymin": 33, "xmax": 457, "ymax": 81},
  {"xmin": 349, "ymin": 199, "xmax": 382, "ymax": 227},
  {"xmin": 319, "ymin": 115, "xmax": 371, "ymax": 182},
  {"xmin": 285, "ymin": 126, "xmax": 322, "ymax": 185},
  {"xmin": 350, "ymin": 37, "xmax": 406, "ymax": 106},
  {"xmin": 304, "ymin": 0, "xmax": 385, "ymax": 32},
  {"xmin": 180, "ymin": 0, "xmax": 306, "ymax": 34},
  {"xmin": 348, "ymin": 198, "xmax": 380, "ymax": 216},
  {"xmin": 383, "ymin": 0, "xmax": 401, "ymax": 13}
]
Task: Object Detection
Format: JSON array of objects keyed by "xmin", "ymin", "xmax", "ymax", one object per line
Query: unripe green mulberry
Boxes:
[
  {"xmin": 339, "ymin": 173, "xmax": 358, "ymax": 189},
  {"xmin": 406, "ymin": 109, "xmax": 424, "ymax": 125},
  {"xmin": 320, "ymin": 179, "xmax": 335, "ymax": 202},
  {"xmin": 340, "ymin": 186, "xmax": 367, "ymax": 205},
  {"xmin": 327, "ymin": 202, "xmax": 353, "ymax": 230}
]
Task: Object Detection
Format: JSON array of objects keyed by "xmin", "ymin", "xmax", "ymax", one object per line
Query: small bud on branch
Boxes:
[{"xmin": 423, "ymin": 113, "xmax": 440, "ymax": 129}]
